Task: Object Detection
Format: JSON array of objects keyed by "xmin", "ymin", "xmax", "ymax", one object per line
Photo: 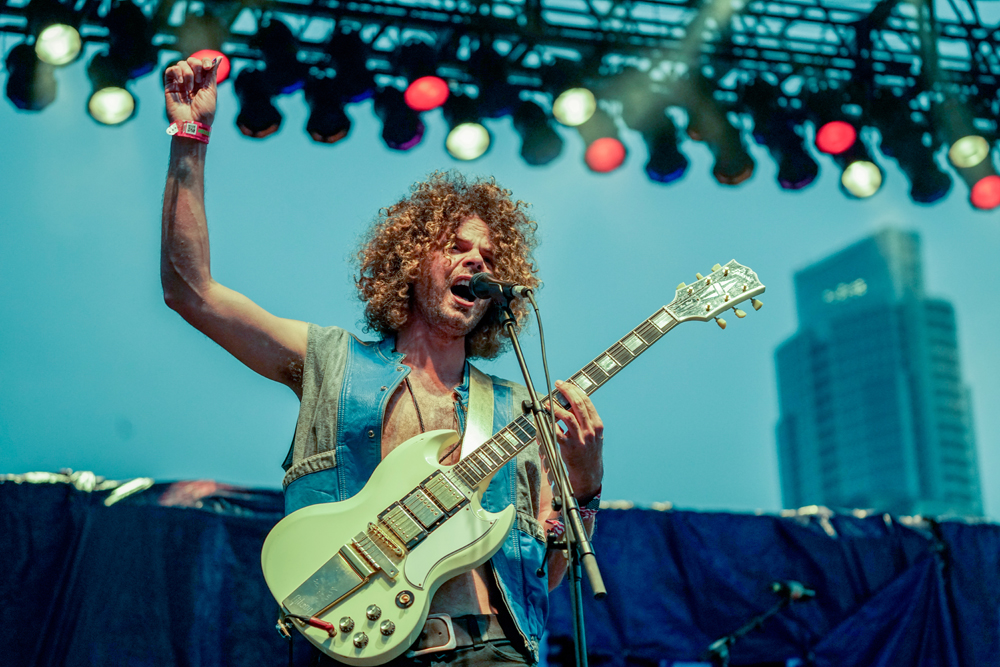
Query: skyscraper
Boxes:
[{"xmin": 775, "ymin": 229, "xmax": 982, "ymax": 517}]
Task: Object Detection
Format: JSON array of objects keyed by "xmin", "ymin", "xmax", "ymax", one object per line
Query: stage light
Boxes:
[
  {"xmin": 397, "ymin": 41, "xmax": 449, "ymax": 112},
  {"xmin": 252, "ymin": 19, "xmax": 307, "ymax": 95},
  {"xmin": 324, "ymin": 29, "xmax": 375, "ymax": 103},
  {"xmin": 470, "ymin": 47, "xmax": 520, "ymax": 120},
  {"xmin": 951, "ymin": 151, "xmax": 1000, "ymax": 210},
  {"xmin": 189, "ymin": 49, "xmax": 230, "ymax": 84},
  {"xmin": 35, "ymin": 23, "xmax": 80, "ymax": 65},
  {"xmin": 104, "ymin": 0, "xmax": 157, "ymax": 80},
  {"xmin": 621, "ymin": 94, "xmax": 689, "ymax": 184},
  {"xmin": 743, "ymin": 82, "xmax": 817, "ymax": 190},
  {"xmin": 869, "ymin": 93, "xmax": 950, "ymax": 204},
  {"xmin": 26, "ymin": 0, "xmax": 82, "ymax": 65},
  {"xmin": 815, "ymin": 121, "xmax": 857, "ymax": 155},
  {"xmin": 406, "ymin": 76, "xmax": 449, "ymax": 112},
  {"xmin": 374, "ymin": 87, "xmax": 424, "ymax": 151},
  {"xmin": 174, "ymin": 13, "xmax": 230, "ymax": 82},
  {"xmin": 577, "ymin": 107, "xmax": 626, "ymax": 173},
  {"xmin": 683, "ymin": 74, "xmax": 754, "ymax": 185},
  {"xmin": 443, "ymin": 95, "xmax": 490, "ymax": 160},
  {"xmin": 234, "ymin": 68, "xmax": 281, "ymax": 138},
  {"xmin": 4, "ymin": 43, "xmax": 56, "ymax": 111},
  {"xmin": 304, "ymin": 76, "xmax": 351, "ymax": 144},
  {"xmin": 447, "ymin": 123, "xmax": 491, "ymax": 160},
  {"xmin": 86, "ymin": 53, "xmax": 136, "ymax": 125},
  {"xmin": 948, "ymin": 135, "xmax": 989, "ymax": 169},
  {"xmin": 937, "ymin": 100, "xmax": 990, "ymax": 168},
  {"xmin": 841, "ymin": 160, "xmax": 882, "ymax": 198},
  {"xmin": 970, "ymin": 174, "xmax": 1000, "ymax": 210},
  {"xmin": 512, "ymin": 100, "xmax": 563, "ymax": 166},
  {"xmin": 552, "ymin": 87, "xmax": 596, "ymax": 126}
]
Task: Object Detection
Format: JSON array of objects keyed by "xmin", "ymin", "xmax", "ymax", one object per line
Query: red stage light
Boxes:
[
  {"xmin": 190, "ymin": 49, "xmax": 231, "ymax": 84},
  {"xmin": 404, "ymin": 76, "xmax": 449, "ymax": 111},
  {"xmin": 585, "ymin": 138, "xmax": 627, "ymax": 173},
  {"xmin": 816, "ymin": 121, "xmax": 856, "ymax": 154},
  {"xmin": 970, "ymin": 175, "xmax": 1000, "ymax": 210}
]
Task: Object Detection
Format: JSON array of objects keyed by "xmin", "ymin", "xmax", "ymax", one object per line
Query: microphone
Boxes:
[
  {"xmin": 771, "ymin": 580, "xmax": 816, "ymax": 601},
  {"xmin": 469, "ymin": 273, "xmax": 532, "ymax": 301}
]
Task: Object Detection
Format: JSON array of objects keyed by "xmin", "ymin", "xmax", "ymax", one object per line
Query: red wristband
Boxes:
[{"xmin": 167, "ymin": 120, "xmax": 211, "ymax": 144}]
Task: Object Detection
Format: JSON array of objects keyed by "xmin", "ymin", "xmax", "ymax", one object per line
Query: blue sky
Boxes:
[{"xmin": 2, "ymin": 44, "xmax": 997, "ymax": 520}]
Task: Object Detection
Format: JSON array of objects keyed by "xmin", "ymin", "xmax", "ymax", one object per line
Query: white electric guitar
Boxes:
[{"xmin": 261, "ymin": 260, "xmax": 765, "ymax": 665}]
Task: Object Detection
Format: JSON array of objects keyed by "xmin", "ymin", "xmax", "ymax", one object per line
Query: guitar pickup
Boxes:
[
  {"xmin": 422, "ymin": 472, "xmax": 466, "ymax": 513},
  {"xmin": 380, "ymin": 504, "xmax": 426, "ymax": 548}
]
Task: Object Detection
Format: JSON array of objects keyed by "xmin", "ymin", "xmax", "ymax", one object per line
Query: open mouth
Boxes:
[{"xmin": 450, "ymin": 283, "xmax": 475, "ymax": 303}]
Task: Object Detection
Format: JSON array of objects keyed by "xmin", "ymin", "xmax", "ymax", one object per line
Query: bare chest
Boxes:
[{"xmin": 380, "ymin": 378, "xmax": 462, "ymax": 463}]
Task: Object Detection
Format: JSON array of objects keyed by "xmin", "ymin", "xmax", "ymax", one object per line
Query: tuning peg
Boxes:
[
  {"xmin": 715, "ymin": 317, "xmax": 727, "ymax": 330},
  {"xmin": 696, "ymin": 273, "xmax": 704, "ymax": 280},
  {"xmin": 751, "ymin": 298, "xmax": 763, "ymax": 311},
  {"xmin": 677, "ymin": 282, "xmax": 686, "ymax": 289},
  {"xmin": 733, "ymin": 308, "xmax": 746, "ymax": 318},
  {"xmin": 712, "ymin": 263, "xmax": 722, "ymax": 272}
]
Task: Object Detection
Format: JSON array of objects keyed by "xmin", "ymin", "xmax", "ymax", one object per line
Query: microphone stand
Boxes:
[{"xmin": 496, "ymin": 300, "xmax": 606, "ymax": 667}]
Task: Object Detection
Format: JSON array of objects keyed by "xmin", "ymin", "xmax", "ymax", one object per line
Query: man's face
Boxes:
[{"xmin": 411, "ymin": 216, "xmax": 496, "ymax": 338}]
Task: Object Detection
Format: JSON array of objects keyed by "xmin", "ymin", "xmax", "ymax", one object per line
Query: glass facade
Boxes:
[{"xmin": 775, "ymin": 229, "xmax": 982, "ymax": 516}]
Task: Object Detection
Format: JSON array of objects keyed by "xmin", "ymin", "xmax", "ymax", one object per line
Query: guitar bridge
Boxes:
[{"xmin": 282, "ymin": 532, "xmax": 398, "ymax": 619}]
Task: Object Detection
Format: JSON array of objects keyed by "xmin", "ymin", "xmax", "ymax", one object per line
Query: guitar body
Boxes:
[{"xmin": 261, "ymin": 429, "xmax": 515, "ymax": 666}]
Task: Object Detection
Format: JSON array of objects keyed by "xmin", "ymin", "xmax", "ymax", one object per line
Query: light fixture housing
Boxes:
[
  {"xmin": 5, "ymin": 43, "xmax": 57, "ymax": 110},
  {"xmin": 233, "ymin": 67, "xmax": 282, "ymax": 138},
  {"xmin": 512, "ymin": 100, "xmax": 563, "ymax": 166},
  {"xmin": 304, "ymin": 76, "xmax": 352, "ymax": 144},
  {"xmin": 870, "ymin": 93, "xmax": 951, "ymax": 204},
  {"xmin": 443, "ymin": 94, "xmax": 491, "ymax": 161},
  {"xmin": 373, "ymin": 87, "xmax": 424, "ymax": 150},
  {"xmin": 684, "ymin": 74, "xmax": 755, "ymax": 185},
  {"xmin": 621, "ymin": 93, "xmax": 689, "ymax": 184}
]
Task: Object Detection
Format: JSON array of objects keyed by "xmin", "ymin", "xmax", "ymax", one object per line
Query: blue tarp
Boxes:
[{"xmin": 2, "ymin": 479, "xmax": 997, "ymax": 667}]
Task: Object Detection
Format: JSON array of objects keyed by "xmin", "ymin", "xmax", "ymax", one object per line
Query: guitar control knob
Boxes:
[
  {"xmin": 366, "ymin": 604, "xmax": 382, "ymax": 621},
  {"xmin": 380, "ymin": 620, "xmax": 396, "ymax": 636},
  {"xmin": 339, "ymin": 617, "xmax": 355, "ymax": 633},
  {"xmin": 353, "ymin": 632, "xmax": 369, "ymax": 649}
]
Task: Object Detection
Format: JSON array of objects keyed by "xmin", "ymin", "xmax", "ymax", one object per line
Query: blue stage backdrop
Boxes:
[{"xmin": 2, "ymin": 477, "xmax": 997, "ymax": 667}]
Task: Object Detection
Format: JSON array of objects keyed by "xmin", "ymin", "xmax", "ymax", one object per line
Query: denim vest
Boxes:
[{"xmin": 282, "ymin": 325, "xmax": 548, "ymax": 660}]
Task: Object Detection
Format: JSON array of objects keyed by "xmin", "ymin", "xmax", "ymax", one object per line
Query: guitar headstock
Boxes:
[{"xmin": 667, "ymin": 260, "xmax": 765, "ymax": 329}]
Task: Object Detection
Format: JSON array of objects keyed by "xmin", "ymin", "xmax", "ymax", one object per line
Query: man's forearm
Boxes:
[{"xmin": 161, "ymin": 138, "xmax": 212, "ymax": 307}]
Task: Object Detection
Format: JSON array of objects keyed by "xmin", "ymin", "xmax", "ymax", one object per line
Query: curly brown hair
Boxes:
[{"xmin": 355, "ymin": 171, "xmax": 540, "ymax": 359}]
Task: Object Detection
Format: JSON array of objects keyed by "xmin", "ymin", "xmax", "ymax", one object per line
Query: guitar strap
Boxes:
[{"xmin": 460, "ymin": 364, "xmax": 494, "ymax": 460}]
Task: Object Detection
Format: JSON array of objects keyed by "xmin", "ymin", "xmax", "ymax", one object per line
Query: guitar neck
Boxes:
[{"xmin": 450, "ymin": 306, "xmax": 681, "ymax": 489}]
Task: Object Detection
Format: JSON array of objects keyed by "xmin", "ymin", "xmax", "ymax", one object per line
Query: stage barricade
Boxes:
[{"xmin": 2, "ymin": 476, "xmax": 997, "ymax": 667}]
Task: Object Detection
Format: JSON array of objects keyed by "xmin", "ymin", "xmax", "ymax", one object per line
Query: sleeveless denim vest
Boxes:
[{"xmin": 281, "ymin": 325, "xmax": 548, "ymax": 660}]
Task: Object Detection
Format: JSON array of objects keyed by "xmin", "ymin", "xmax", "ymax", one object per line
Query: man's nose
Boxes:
[{"xmin": 462, "ymin": 252, "xmax": 485, "ymax": 272}]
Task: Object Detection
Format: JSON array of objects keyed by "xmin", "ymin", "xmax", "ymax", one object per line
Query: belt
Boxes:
[{"xmin": 407, "ymin": 614, "xmax": 508, "ymax": 657}]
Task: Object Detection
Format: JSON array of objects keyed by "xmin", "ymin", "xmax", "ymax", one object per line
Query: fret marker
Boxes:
[
  {"xmin": 573, "ymin": 374, "xmax": 595, "ymax": 392},
  {"xmin": 652, "ymin": 310, "xmax": 673, "ymax": 330},
  {"xmin": 623, "ymin": 334, "xmax": 643, "ymax": 352},
  {"xmin": 596, "ymin": 355, "xmax": 617, "ymax": 373}
]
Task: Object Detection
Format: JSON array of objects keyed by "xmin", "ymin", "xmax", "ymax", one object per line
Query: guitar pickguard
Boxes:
[{"xmin": 403, "ymin": 504, "xmax": 498, "ymax": 589}]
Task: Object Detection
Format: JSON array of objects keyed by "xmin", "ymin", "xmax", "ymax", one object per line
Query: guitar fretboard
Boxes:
[{"xmin": 450, "ymin": 306, "xmax": 680, "ymax": 489}]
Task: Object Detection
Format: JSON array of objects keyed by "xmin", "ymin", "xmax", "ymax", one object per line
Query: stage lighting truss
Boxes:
[{"xmin": 3, "ymin": 0, "xmax": 1000, "ymax": 207}]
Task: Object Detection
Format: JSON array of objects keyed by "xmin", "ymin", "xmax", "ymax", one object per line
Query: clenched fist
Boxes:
[{"xmin": 164, "ymin": 56, "xmax": 219, "ymax": 128}]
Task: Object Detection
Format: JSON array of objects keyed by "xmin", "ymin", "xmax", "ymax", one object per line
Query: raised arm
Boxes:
[{"xmin": 161, "ymin": 56, "xmax": 308, "ymax": 395}]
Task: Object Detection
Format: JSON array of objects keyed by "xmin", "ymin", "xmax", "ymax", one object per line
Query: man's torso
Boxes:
[{"xmin": 381, "ymin": 369, "xmax": 501, "ymax": 617}]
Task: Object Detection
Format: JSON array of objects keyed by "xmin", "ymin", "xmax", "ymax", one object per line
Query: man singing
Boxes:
[{"xmin": 162, "ymin": 56, "xmax": 604, "ymax": 667}]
